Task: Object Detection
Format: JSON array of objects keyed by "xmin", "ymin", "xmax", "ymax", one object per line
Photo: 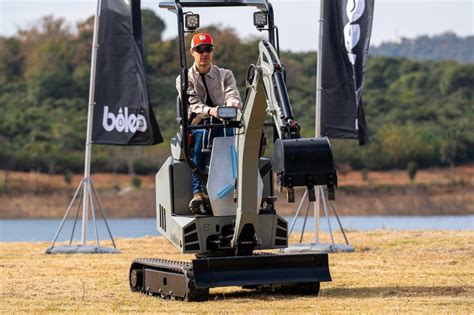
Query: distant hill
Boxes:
[{"xmin": 370, "ymin": 32, "xmax": 474, "ymax": 64}]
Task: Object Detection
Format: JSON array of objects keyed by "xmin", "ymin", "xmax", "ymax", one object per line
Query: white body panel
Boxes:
[{"xmin": 207, "ymin": 136, "xmax": 263, "ymax": 216}]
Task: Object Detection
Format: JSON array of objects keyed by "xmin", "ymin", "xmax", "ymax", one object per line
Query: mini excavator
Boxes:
[{"xmin": 129, "ymin": 0, "xmax": 337, "ymax": 301}]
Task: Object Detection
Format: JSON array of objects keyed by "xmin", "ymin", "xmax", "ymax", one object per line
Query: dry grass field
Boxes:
[{"xmin": 1, "ymin": 230, "xmax": 473, "ymax": 313}]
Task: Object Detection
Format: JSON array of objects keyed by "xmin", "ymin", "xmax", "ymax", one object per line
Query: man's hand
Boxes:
[{"xmin": 208, "ymin": 107, "xmax": 219, "ymax": 118}]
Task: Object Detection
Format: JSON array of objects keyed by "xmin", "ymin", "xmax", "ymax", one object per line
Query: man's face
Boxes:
[{"xmin": 191, "ymin": 45, "xmax": 214, "ymax": 68}]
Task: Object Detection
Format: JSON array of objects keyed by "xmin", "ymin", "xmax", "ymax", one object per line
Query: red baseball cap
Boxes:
[{"xmin": 191, "ymin": 33, "xmax": 214, "ymax": 48}]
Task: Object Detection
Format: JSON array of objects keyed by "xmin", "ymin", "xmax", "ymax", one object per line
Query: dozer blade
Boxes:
[{"xmin": 192, "ymin": 253, "xmax": 331, "ymax": 288}]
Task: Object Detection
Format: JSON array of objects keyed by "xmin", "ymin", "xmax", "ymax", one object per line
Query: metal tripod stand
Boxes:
[
  {"xmin": 45, "ymin": 177, "xmax": 119, "ymax": 254},
  {"xmin": 284, "ymin": 186, "xmax": 354, "ymax": 253}
]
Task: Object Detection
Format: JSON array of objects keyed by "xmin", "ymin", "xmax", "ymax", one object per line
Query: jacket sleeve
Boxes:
[
  {"xmin": 223, "ymin": 70, "xmax": 242, "ymax": 108},
  {"xmin": 176, "ymin": 74, "xmax": 211, "ymax": 119}
]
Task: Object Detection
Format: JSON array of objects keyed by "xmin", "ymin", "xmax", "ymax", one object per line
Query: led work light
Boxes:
[
  {"xmin": 253, "ymin": 11, "xmax": 267, "ymax": 29},
  {"xmin": 185, "ymin": 13, "xmax": 200, "ymax": 31}
]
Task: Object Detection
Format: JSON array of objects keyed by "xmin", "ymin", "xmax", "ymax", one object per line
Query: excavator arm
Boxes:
[{"xmin": 231, "ymin": 41, "xmax": 337, "ymax": 252}]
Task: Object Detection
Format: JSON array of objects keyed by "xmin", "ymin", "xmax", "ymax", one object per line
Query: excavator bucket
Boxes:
[
  {"xmin": 192, "ymin": 253, "xmax": 331, "ymax": 288},
  {"xmin": 272, "ymin": 137, "xmax": 337, "ymax": 188},
  {"xmin": 271, "ymin": 137, "xmax": 337, "ymax": 201}
]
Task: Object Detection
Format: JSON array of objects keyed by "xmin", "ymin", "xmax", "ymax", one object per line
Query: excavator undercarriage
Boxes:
[{"xmin": 130, "ymin": 253, "xmax": 331, "ymax": 301}]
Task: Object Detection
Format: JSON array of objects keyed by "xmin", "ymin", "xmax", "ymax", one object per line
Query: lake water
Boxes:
[{"xmin": 0, "ymin": 215, "xmax": 472, "ymax": 242}]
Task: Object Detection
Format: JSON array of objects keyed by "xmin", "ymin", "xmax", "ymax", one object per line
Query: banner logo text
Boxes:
[{"xmin": 102, "ymin": 106, "xmax": 147, "ymax": 133}]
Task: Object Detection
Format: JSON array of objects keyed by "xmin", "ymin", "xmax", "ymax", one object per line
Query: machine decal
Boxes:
[
  {"xmin": 230, "ymin": 144, "xmax": 237, "ymax": 180},
  {"xmin": 217, "ymin": 184, "xmax": 234, "ymax": 199}
]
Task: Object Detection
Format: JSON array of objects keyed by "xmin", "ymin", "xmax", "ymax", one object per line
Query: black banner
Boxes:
[
  {"xmin": 92, "ymin": 0, "xmax": 162, "ymax": 145},
  {"xmin": 320, "ymin": 0, "xmax": 374, "ymax": 145}
]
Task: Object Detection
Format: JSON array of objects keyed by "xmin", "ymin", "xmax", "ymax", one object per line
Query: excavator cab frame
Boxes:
[{"xmin": 160, "ymin": 0, "xmax": 279, "ymax": 182}]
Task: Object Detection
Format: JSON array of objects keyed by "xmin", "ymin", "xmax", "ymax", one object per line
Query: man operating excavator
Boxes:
[{"xmin": 176, "ymin": 33, "xmax": 242, "ymax": 215}]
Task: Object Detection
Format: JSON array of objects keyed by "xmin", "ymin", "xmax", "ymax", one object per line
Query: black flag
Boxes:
[
  {"xmin": 92, "ymin": 0, "xmax": 162, "ymax": 145},
  {"xmin": 320, "ymin": 0, "xmax": 374, "ymax": 145}
]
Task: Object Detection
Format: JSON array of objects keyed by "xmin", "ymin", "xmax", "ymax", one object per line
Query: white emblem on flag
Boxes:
[{"xmin": 344, "ymin": 0, "xmax": 366, "ymax": 65}]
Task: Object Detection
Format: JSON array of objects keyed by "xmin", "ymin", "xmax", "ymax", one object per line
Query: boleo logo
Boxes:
[{"xmin": 102, "ymin": 106, "xmax": 147, "ymax": 133}]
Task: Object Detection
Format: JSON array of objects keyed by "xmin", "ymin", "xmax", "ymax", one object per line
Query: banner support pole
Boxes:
[
  {"xmin": 315, "ymin": 0, "xmax": 324, "ymax": 139},
  {"xmin": 46, "ymin": 0, "xmax": 118, "ymax": 254},
  {"xmin": 313, "ymin": 0, "xmax": 325, "ymax": 244},
  {"xmin": 81, "ymin": 0, "xmax": 102, "ymax": 245},
  {"xmin": 285, "ymin": 0, "xmax": 354, "ymax": 253}
]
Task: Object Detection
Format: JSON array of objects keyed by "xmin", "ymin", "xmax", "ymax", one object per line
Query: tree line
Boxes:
[
  {"xmin": 371, "ymin": 32, "xmax": 474, "ymax": 64},
  {"xmin": 0, "ymin": 11, "xmax": 473, "ymax": 177}
]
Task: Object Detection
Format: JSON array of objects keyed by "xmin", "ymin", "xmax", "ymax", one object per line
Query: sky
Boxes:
[{"xmin": 0, "ymin": 0, "xmax": 473, "ymax": 52}]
